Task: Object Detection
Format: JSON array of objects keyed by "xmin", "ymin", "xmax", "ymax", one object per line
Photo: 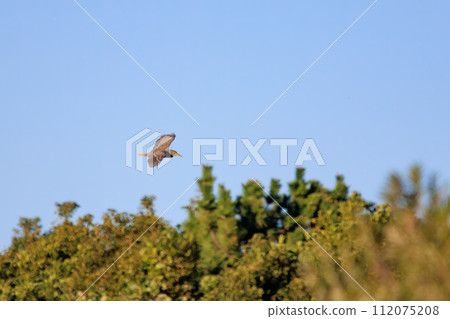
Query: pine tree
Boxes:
[{"xmin": 183, "ymin": 166, "xmax": 239, "ymax": 273}]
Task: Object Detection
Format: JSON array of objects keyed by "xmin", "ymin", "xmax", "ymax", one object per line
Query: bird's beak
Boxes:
[
  {"xmin": 173, "ymin": 152, "xmax": 182, "ymax": 157},
  {"xmin": 138, "ymin": 153, "xmax": 146, "ymax": 156}
]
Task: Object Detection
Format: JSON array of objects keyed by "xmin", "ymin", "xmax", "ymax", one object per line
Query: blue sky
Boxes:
[{"xmin": 1, "ymin": 0, "xmax": 449, "ymax": 249}]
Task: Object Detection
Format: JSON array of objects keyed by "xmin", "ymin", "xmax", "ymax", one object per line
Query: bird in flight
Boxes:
[{"xmin": 138, "ymin": 133, "xmax": 182, "ymax": 167}]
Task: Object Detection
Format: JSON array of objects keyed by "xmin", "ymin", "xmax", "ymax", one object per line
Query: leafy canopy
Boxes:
[{"xmin": 1, "ymin": 166, "xmax": 449, "ymax": 300}]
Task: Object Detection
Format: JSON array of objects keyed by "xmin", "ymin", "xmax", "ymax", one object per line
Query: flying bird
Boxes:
[{"xmin": 138, "ymin": 133, "xmax": 182, "ymax": 167}]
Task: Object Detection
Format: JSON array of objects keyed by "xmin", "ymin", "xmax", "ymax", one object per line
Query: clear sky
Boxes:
[{"xmin": 1, "ymin": 0, "xmax": 449, "ymax": 249}]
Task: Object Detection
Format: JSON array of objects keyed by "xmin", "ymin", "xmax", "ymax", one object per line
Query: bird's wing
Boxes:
[
  {"xmin": 153, "ymin": 133, "xmax": 176, "ymax": 151},
  {"xmin": 147, "ymin": 150, "xmax": 165, "ymax": 167}
]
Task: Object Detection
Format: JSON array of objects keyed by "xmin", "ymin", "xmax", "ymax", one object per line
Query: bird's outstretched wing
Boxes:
[
  {"xmin": 153, "ymin": 133, "xmax": 176, "ymax": 152},
  {"xmin": 147, "ymin": 150, "xmax": 165, "ymax": 167}
]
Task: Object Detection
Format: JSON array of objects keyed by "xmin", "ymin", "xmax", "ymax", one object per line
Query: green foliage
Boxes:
[
  {"xmin": 55, "ymin": 202, "xmax": 79, "ymax": 220},
  {"xmin": 1, "ymin": 166, "xmax": 449, "ymax": 300}
]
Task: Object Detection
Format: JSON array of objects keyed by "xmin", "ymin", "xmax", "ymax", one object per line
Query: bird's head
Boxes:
[{"xmin": 169, "ymin": 150, "xmax": 182, "ymax": 158}]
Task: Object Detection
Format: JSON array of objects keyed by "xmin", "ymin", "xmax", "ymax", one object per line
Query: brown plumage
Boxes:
[{"xmin": 139, "ymin": 133, "xmax": 182, "ymax": 167}]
